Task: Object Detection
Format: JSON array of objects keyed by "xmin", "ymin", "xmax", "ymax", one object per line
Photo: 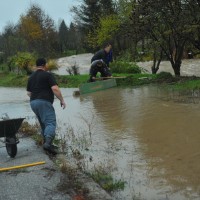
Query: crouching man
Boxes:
[{"xmin": 88, "ymin": 59, "xmax": 112, "ymax": 82}]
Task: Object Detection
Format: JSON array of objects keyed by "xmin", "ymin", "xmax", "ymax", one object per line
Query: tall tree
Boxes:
[
  {"xmin": 95, "ymin": 0, "xmax": 119, "ymax": 49},
  {"xmin": 72, "ymin": 0, "xmax": 101, "ymax": 33},
  {"xmin": 129, "ymin": 0, "xmax": 193, "ymax": 76},
  {"xmin": 1, "ymin": 24, "xmax": 16, "ymax": 58},
  {"xmin": 99, "ymin": 0, "xmax": 115, "ymax": 14},
  {"xmin": 58, "ymin": 20, "xmax": 69, "ymax": 53},
  {"xmin": 71, "ymin": 0, "xmax": 102, "ymax": 50},
  {"xmin": 1, "ymin": 23, "xmax": 27, "ymax": 60},
  {"xmin": 67, "ymin": 23, "xmax": 79, "ymax": 51},
  {"xmin": 18, "ymin": 4, "xmax": 58, "ymax": 57},
  {"xmin": 87, "ymin": 14, "xmax": 120, "ymax": 49},
  {"xmin": 184, "ymin": 0, "xmax": 200, "ymax": 52}
]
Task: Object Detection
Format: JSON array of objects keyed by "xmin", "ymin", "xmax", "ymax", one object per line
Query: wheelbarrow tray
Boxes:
[{"xmin": 0, "ymin": 118, "xmax": 25, "ymax": 138}]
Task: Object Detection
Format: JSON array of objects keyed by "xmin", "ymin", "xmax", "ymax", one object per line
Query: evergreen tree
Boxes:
[
  {"xmin": 72, "ymin": 0, "xmax": 101, "ymax": 34},
  {"xmin": 58, "ymin": 20, "xmax": 69, "ymax": 53},
  {"xmin": 71, "ymin": 0, "xmax": 117, "ymax": 50},
  {"xmin": 99, "ymin": 0, "xmax": 115, "ymax": 14}
]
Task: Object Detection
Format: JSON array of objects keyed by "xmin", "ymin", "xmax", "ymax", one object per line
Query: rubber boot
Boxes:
[{"xmin": 43, "ymin": 137, "xmax": 58, "ymax": 155}]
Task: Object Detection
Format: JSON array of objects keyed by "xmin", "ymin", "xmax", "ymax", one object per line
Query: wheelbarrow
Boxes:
[{"xmin": 0, "ymin": 118, "xmax": 25, "ymax": 158}]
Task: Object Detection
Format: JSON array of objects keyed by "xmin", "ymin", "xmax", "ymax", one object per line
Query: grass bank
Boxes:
[
  {"xmin": 0, "ymin": 72, "xmax": 89, "ymax": 88},
  {"xmin": 1, "ymin": 71, "xmax": 200, "ymax": 91},
  {"xmin": 0, "ymin": 71, "xmax": 156, "ymax": 88},
  {"xmin": 0, "ymin": 72, "xmax": 29, "ymax": 87},
  {"xmin": 170, "ymin": 77, "xmax": 200, "ymax": 90}
]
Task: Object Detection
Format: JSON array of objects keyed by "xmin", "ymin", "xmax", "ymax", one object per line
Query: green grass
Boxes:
[
  {"xmin": 1, "ymin": 71, "xmax": 200, "ymax": 90},
  {"xmin": 0, "ymin": 63, "xmax": 7, "ymax": 71},
  {"xmin": 54, "ymin": 74, "xmax": 89, "ymax": 87},
  {"xmin": 90, "ymin": 170, "xmax": 125, "ymax": 192},
  {"xmin": 0, "ymin": 71, "xmax": 157, "ymax": 88},
  {"xmin": 0, "ymin": 72, "xmax": 89, "ymax": 88},
  {"xmin": 0, "ymin": 72, "xmax": 28, "ymax": 87},
  {"xmin": 172, "ymin": 79, "xmax": 200, "ymax": 90},
  {"xmin": 110, "ymin": 61, "xmax": 141, "ymax": 74},
  {"xmin": 115, "ymin": 73, "xmax": 157, "ymax": 86}
]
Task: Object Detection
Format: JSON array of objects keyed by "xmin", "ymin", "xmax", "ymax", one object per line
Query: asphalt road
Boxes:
[
  {"xmin": 0, "ymin": 136, "xmax": 72, "ymax": 200},
  {"xmin": 0, "ymin": 136, "xmax": 112, "ymax": 200}
]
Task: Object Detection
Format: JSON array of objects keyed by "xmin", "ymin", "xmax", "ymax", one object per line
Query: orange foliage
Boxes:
[{"xmin": 19, "ymin": 15, "xmax": 43, "ymax": 41}]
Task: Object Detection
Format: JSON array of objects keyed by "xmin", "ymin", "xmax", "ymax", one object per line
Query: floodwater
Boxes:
[
  {"xmin": 138, "ymin": 58, "xmax": 200, "ymax": 76},
  {"xmin": 1, "ymin": 86, "xmax": 200, "ymax": 200},
  {"xmin": 56, "ymin": 53, "xmax": 200, "ymax": 77}
]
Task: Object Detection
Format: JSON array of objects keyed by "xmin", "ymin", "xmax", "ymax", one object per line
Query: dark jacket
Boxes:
[
  {"xmin": 89, "ymin": 60, "xmax": 112, "ymax": 82},
  {"xmin": 105, "ymin": 50, "xmax": 113, "ymax": 66},
  {"xmin": 91, "ymin": 49, "xmax": 108, "ymax": 65}
]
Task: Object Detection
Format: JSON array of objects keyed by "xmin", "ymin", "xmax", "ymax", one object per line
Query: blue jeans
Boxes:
[{"xmin": 30, "ymin": 99, "xmax": 56, "ymax": 140}]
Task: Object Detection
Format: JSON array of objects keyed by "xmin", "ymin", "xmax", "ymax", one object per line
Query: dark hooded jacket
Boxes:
[{"xmin": 89, "ymin": 60, "xmax": 112, "ymax": 82}]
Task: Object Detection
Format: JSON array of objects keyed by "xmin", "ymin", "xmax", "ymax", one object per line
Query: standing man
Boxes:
[
  {"xmin": 27, "ymin": 58, "xmax": 66, "ymax": 155},
  {"xmin": 91, "ymin": 42, "xmax": 113, "ymax": 67}
]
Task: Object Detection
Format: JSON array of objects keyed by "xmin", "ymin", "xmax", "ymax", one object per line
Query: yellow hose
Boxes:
[{"xmin": 0, "ymin": 161, "xmax": 45, "ymax": 172}]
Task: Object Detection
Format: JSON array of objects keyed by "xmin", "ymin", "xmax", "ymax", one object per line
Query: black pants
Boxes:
[{"xmin": 88, "ymin": 68, "xmax": 111, "ymax": 82}]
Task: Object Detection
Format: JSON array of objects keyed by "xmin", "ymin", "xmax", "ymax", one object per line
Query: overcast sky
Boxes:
[{"xmin": 0, "ymin": 0, "xmax": 81, "ymax": 33}]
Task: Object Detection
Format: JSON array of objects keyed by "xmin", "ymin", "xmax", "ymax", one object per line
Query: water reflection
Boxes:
[
  {"xmin": 1, "ymin": 86, "xmax": 200, "ymax": 199},
  {"xmin": 80, "ymin": 88, "xmax": 135, "ymax": 133}
]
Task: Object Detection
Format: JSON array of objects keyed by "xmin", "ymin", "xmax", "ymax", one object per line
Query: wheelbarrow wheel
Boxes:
[{"xmin": 6, "ymin": 138, "xmax": 17, "ymax": 158}]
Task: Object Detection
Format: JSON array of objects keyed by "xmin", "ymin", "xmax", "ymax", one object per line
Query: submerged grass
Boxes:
[
  {"xmin": 90, "ymin": 169, "xmax": 125, "ymax": 193},
  {"xmin": 172, "ymin": 79, "xmax": 200, "ymax": 91},
  {"xmin": 19, "ymin": 120, "xmax": 123, "ymax": 198}
]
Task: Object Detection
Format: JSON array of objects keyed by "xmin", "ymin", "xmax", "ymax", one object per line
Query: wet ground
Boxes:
[
  {"xmin": 1, "ymin": 85, "xmax": 200, "ymax": 199},
  {"xmin": 0, "ymin": 135, "xmax": 112, "ymax": 200},
  {"xmin": 1, "ymin": 55, "xmax": 200, "ymax": 199},
  {"xmin": 0, "ymin": 136, "xmax": 72, "ymax": 200}
]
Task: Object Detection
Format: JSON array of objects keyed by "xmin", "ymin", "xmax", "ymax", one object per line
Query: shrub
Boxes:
[
  {"xmin": 90, "ymin": 168, "xmax": 125, "ymax": 192},
  {"xmin": 157, "ymin": 71, "xmax": 173, "ymax": 79},
  {"xmin": 63, "ymin": 50, "xmax": 77, "ymax": 56},
  {"xmin": 116, "ymin": 49, "xmax": 134, "ymax": 62},
  {"xmin": 110, "ymin": 61, "xmax": 141, "ymax": 74},
  {"xmin": 66, "ymin": 62, "xmax": 80, "ymax": 75},
  {"xmin": 47, "ymin": 59, "xmax": 58, "ymax": 71}
]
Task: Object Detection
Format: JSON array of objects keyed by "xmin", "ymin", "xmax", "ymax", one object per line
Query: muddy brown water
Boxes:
[
  {"xmin": 0, "ymin": 86, "xmax": 200, "ymax": 200},
  {"xmin": 56, "ymin": 54, "xmax": 200, "ymax": 77}
]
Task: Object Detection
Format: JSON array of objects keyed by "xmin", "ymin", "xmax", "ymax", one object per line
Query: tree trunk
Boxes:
[
  {"xmin": 172, "ymin": 60, "xmax": 181, "ymax": 76},
  {"xmin": 131, "ymin": 39, "xmax": 138, "ymax": 61},
  {"xmin": 151, "ymin": 55, "xmax": 159, "ymax": 74},
  {"xmin": 151, "ymin": 64, "xmax": 159, "ymax": 74},
  {"xmin": 151, "ymin": 50, "xmax": 162, "ymax": 74}
]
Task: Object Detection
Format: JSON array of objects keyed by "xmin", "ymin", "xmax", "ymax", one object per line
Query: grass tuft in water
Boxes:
[{"xmin": 90, "ymin": 167, "xmax": 125, "ymax": 193}]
